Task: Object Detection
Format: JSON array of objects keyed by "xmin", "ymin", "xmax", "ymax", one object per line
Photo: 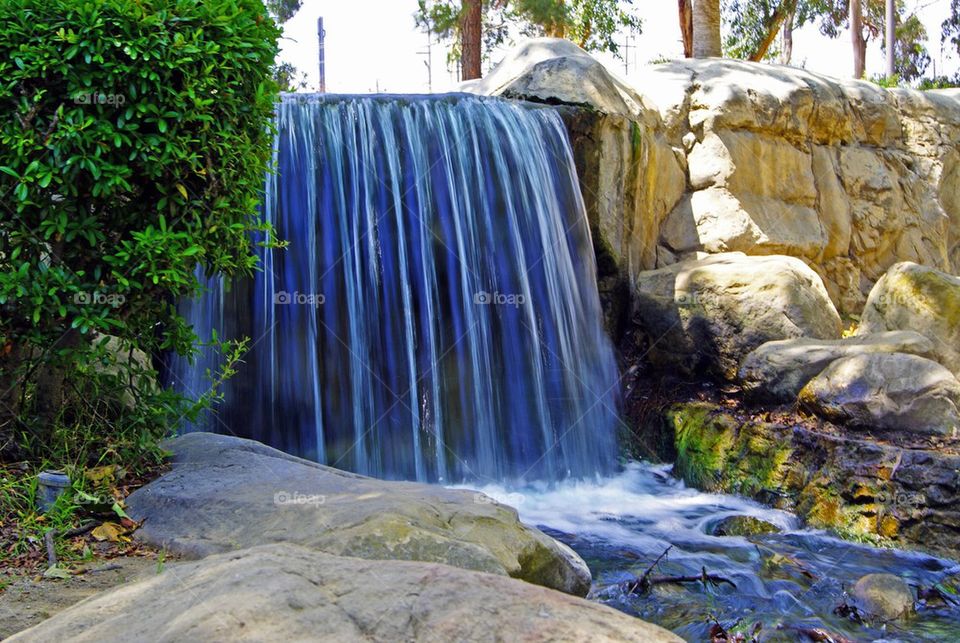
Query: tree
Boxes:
[
  {"xmin": 885, "ymin": 12, "xmax": 930, "ymax": 82},
  {"xmin": 723, "ymin": 0, "xmax": 800, "ymax": 61},
  {"xmin": 884, "ymin": 0, "xmax": 894, "ymax": 77},
  {"xmin": 851, "ymin": 0, "xmax": 866, "ymax": 77},
  {"xmin": 693, "ymin": 0, "xmax": 722, "ymax": 57},
  {"xmin": 0, "ymin": 0, "xmax": 281, "ymax": 465},
  {"xmin": 791, "ymin": 1, "xmax": 929, "ymax": 80},
  {"xmin": 462, "ymin": 0, "xmax": 483, "ymax": 79},
  {"xmin": 679, "ymin": 0, "xmax": 694, "ymax": 57},
  {"xmin": 264, "ymin": 0, "xmax": 306, "ymax": 90},
  {"xmin": 944, "ymin": 0, "xmax": 960, "ymax": 58},
  {"xmin": 415, "ymin": 0, "xmax": 642, "ymax": 79}
]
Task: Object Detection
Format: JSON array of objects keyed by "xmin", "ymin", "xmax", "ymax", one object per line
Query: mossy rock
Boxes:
[{"xmin": 708, "ymin": 515, "xmax": 781, "ymax": 537}]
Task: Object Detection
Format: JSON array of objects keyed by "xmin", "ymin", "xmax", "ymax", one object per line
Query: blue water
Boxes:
[{"xmin": 170, "ymin": 94, "xmax": 619, "ymax": 483}]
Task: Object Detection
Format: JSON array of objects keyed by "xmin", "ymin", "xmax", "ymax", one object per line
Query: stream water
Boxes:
[{"xmin": 462, "ymin": 462, "xmax": 960, "ymax": 642}]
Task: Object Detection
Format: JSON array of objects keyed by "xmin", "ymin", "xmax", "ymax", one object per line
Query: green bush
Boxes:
[{"xmin": 0, "ymin": 0, "xmax": 281, "ymax": 469}]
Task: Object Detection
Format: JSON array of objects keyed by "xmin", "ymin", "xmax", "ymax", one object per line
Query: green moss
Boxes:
[
  {"xmin": 669, "ymin": 403, "xmax": 792, "ymax": 496},
  {"xmin": 670, "ymin": 403, "xmax": 736, "ymax": 491}
]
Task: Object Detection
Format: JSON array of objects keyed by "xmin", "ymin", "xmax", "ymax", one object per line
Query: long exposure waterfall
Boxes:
[{"xmin": 170, "ymin": 94, "xmax": 619, "ymax": 483}]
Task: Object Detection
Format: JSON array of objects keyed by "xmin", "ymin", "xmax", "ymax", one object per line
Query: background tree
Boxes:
[
  {"xmin": 679, "ymin": 0, "xmax": 694, "ymax": 57},
  {"xmin": 265, "ymin": 0, "xmax": 307, "ymax": 90},
  {"xmin": 722, "ymin": 0, "xmax": 799, "ymax": 61},
  {"xmin": 416, "ymin": 0, "xmax": 642, "ymax": 79},
  {"xmin": 693, "ymin": 0, "xmax": 723, "ymax": 57},
  {"xmin": 944, "ymin": 0, "xmax": 960, "ymax": 59}
]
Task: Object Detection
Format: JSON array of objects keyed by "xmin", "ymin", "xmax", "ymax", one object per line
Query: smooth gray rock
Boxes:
[
  {"xmin": 8, "ymin": 543, "xmax": 682, "ymax": 643},
  {"xmin": 126, "ymin": 433, "xmax": 591, "ymax": 596},
  {"xmin": 852, "ymin": 573, "xmax": 914, "ymax": 620},
  {"xmin": 632, "ymin": 252, "xmax": 842, "ymax": 378},
  {"xmin": 799, "ymin": 353, "xmax": 960, "ymax": 436},
  {"xmin": 738, "ymin": 331, "xmax": 936, "ymax": 402}
]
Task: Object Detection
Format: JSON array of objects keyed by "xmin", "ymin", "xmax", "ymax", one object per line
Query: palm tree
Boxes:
[{"xmin": 692, "ymin": 0, "xmax": 722, "ymax": 57}]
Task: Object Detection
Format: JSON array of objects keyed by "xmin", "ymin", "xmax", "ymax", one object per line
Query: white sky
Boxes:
[{"xmin": 277, "ymin": 0, "xmax": 960, "ymax": 94}]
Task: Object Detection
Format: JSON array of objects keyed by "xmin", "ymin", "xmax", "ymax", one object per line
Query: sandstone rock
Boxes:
[
  {"xmin": 799, "ymin": 353, "xmax": 960, "ymax": 436},
  {"xmin": 857, "ymin": 262, "xmax": 960, "ymax": 375},
  {"xmin": 632, "ymin": 253, "xmax": 842, "ymax": 378},
  {"xmin": 738, "ymin": 331, "xmax": 936, "ymax": 402},
  {"xmin": 8, "ymin": 543, "xmax": 682, "ymax": 643},
  {"xmin": 126, "ymin": 432, "xmax": 591, "ymax": 596},
  {"xmin": 852, "ymin": 573, "xmax": 914, "ymax": 620},
  {"xmin": 463, "ymin": 38, "xmax": 649, "ymax": 121},
  {"xmin": 632, "ymin": 58, "xmax": 960, "ymax": 314}
]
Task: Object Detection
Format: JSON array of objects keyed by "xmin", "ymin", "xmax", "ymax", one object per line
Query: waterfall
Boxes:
[{"xmin": 170, "ymin": 94, "xmax": 619, "ymax": 484}]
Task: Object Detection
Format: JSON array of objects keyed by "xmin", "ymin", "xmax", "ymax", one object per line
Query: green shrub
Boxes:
[{"xmin": 0, "ymin": 0, "xmax": 281, "ymax": 469}]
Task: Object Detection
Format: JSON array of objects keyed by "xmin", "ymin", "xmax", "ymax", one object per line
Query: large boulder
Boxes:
[
  {"xmin": 851, "ymin": 573, "xmax": 914, "ymax": 620},
  {"xmin": 126, "ymin": 433, "xmax": 591, "ymax": 596},
  {"xmin": 738, "ymin": 331, "xmax": 935, "ymax": 402},
  {"xmin": 9, "ymin": 543, "xmax": 682, "ymax": 643},
  {"xmin": 857, "ymin": 262, "xmax": 960, "ymax": 375},
  {"xmin": 462, "ymin": 38, "xmax": 648, "ymax": 120},
  {"xmin": 632, "ymin": 252, "xmax": 842, "ymax": 378},
  {"xmin": 799, "ymin": 353, "xmax": 960, "ymax": 437}
]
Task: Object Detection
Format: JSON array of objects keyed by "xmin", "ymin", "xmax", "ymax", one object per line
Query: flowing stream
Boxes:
[{"xmin": 463, "ymin": 464, "xmax": 960, "ymax": 641}]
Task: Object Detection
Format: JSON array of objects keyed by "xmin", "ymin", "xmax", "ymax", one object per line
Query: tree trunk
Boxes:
[
  {"xmin": 692, "ymin": 0, "xmax": 722, "ymax": 58},
  {"xmin": 850, "ymin": 0, "xmax": 866, "ymax": 78},
  {"xmin": 781, "ymin": 9, "xmax": 794, "ymax": 65},
  {"xmin": 33, "ymin": 329, "xmax": 80, "ymax": 431},
  {"xmin": 748, "ymin": 0, "xmax": 796, "ymax": 62},
  {"xmin": 460, "ymin": 0, "xmax": 482, "ymax": 80},
  {"xmin": 885, "ymin": 0, "xmax": 895, "ymax": 77},
  {"xmin": 679, "ymin": 0, "xmax": 693, "ymax": 58}
]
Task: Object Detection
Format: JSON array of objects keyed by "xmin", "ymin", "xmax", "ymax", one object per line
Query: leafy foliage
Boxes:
[
  {"xmin": 0, "ymin": 0, "xmax": 281, "ymax": 469},
  {"xmin": 416, "ymin": 0, "xmax": 642, "ymax": 69},
  {"xmin": 944, "ymin": 0, "xmax": 960, "ymax": 58}
]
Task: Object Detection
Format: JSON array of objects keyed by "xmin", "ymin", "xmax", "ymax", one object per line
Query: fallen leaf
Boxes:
[
  {"xmin": 91, "ymin": 522, "xmax": 125, "ymax": 542},
  {"xmin": 84, "ymin": 465, "xmax": 116, "ymax": 486},
  {"xmin": 43, "ymin": 566, "xmax": 72, "ymax": 579}
]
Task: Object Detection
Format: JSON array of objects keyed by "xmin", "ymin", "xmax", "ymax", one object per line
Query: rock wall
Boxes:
[{"xmin": 467, "ymin": 39, "xmax": 960, "ymax": 316}]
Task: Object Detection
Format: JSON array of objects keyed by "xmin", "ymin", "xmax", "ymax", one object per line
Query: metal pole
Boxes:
[{"xmin": 318, "ymin": 17, "xmax": 326, "ymax": 93}]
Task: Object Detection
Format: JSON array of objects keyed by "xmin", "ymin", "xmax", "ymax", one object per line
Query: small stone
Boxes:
[
  {"xmin": 682, "ymin": 131, "xmax": 697, "ymax": 151},
  {"xmin": 852, "ymin": 573, "xmax": 914, "ymax": 620}
]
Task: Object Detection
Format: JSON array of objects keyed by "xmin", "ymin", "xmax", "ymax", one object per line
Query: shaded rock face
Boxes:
[
  {"xmin": 799, "ymin": 353, "xmax": 960, "ymax": 437},
  {"xmin": 857, "ymin": 262, "xmax": 960, "ymax": 375},
  {"xmin": 126, "ymin": 433, "xmax": 591, "ymax": 596},
  {"xmin": 468, "ymin": 41, "xmax": 960, "ymax": 317},
  {"xmin": 852, "ymin": 573, "xmax": 915, "ymax": 620},
  {"xmin": 665, "ymin": 402, "xmax": 960, "ymax": 559},
  {"xmin": 738, "ymin": 331, "xmax": 936, "ymax": 402},
  {"xmin": 9, "ymin": 543, "xmax": 682, "ymax": 643},
  {"xmin": 631, "ymin": 252, "xmax": 842, "ymax": 378}
]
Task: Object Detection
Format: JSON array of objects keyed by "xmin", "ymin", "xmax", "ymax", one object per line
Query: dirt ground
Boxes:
[{"xmin": 0, "ymin": 553, "xmax": 177, "ymax": 639}]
